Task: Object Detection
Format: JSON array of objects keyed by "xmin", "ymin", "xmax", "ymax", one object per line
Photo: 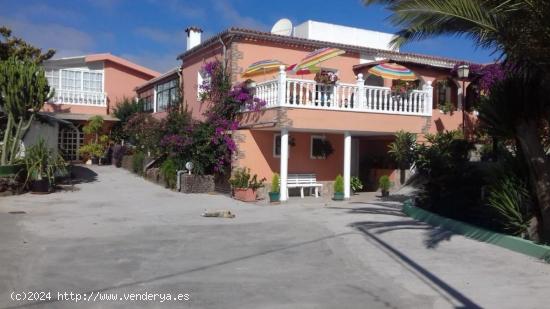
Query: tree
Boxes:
[
  {"xmin": 388, "ymin": 130, "xmax": 416, "ymax": 184},
  {"xmin": 0, "ymin": 26, "xmax": 55, "ymax": 63},
  {"xmin": 364, "ymin": 0, "xmax": 550, "ymax": 242},
  {"xmin": 0, "ymin": 57, "xmax": 52, "ymax": 165},
  {"xmin": 82, "ymin": 115, "xmax": 104, "ymax": 144}
]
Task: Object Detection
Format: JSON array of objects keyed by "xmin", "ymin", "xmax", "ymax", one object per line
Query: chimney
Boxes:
[{"xmin": 185, "ymin": 26, "xmax": 203, "ymax": 51}]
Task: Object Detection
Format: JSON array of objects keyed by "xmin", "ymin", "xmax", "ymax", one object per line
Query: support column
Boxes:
[
  {"xmin": 344, "ymin": 131, "xmax": 351, "ymax": 199},
  {"xmin": 280, "ymin": 128, "xmax": 289, "ymax": 201}
]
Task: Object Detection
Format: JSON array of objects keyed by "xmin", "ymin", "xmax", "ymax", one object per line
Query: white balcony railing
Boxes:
[
  {"xmin": 250, "ymin": 66, "xmax": 433, "ymax": 116},
  {"xmin": 49, "ymin": 89, "xmax": 107, "ymax": 106}
]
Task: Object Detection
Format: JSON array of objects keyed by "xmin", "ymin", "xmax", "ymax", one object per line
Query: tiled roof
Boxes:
[{"xmin": 177, "ymin": 27, "xmax": 473, "ymax": 68}]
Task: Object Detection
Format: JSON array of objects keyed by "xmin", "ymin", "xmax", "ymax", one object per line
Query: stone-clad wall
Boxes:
[{"xmin": 179, "ymin": 174, "xmax": 215, "ymax": 193}]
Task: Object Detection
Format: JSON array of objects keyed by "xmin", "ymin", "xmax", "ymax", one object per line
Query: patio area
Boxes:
[{"xmin": 0, "ymin": 165, "xmax": 548, "ymax": 308}]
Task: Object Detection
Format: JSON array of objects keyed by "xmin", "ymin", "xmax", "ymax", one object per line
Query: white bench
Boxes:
[{"xmin": 286, "ymin": 174, "xmax": 323, "ymax": 198}]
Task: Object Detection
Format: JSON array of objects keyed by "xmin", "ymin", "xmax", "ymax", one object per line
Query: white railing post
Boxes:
[
  {"xmin": 356, "ymin": 73, "xmax": 364, "ymax": 110},
  {"xmin": 278, "ymin": 65, "xmax": 286, "ymax": 106},
  {"xmin": 422, "ymin": 80, "xmax": 433, "ymax": 116}
]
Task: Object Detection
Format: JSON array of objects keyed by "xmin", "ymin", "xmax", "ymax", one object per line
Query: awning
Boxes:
[{"xmin": 41, "ymin": 112, "xmax": 119, "ymax": 122}]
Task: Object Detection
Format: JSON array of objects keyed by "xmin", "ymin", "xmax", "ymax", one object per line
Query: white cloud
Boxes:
[
  {"xmin": 0, "ymin": 16, "xmax": 96, "ymax": 57},
  {"xmin": 214, "ymin": 0, "xmax": 268, "ymax": 30}
]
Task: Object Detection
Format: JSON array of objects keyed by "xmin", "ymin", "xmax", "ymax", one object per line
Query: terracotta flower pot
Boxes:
[{"xmin": 233, "ymin": 188, "xmax": 257, "ymax": 202}]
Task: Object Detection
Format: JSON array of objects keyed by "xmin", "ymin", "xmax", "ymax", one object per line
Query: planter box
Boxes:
[
  {"xmin": 179, "ymin": 174, "xmax": 215, "ymax": 193},
  {"xmin": 268, "ymin": 192, "xmax": 280, "ymax": 203},
  {"xmin": 0, "ymin": 164, "xmax": 25, "ymax": 177},
  {"xmin": 333, "ymin": 192, "xmax": 345, "ymax": 201},
  {"xmin": 233, "ymin": 188, "xmax": 257, "ymax": 202}
]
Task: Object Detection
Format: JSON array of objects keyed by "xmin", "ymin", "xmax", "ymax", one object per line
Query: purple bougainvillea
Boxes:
[{"xmin": 452, "ymin": 62, "xmax": 506, "ymax": 93}]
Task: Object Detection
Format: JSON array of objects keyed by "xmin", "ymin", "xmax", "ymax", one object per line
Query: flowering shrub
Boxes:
[
  {"xmin": 451, "ymin": 62, "xmax": 506, "ymax": 94},
  {"xmin": 391, "ymin": 80, "xmax": 418, "ymax": 96},
  {"xmin": 124, "ymin": 113, "xmax": 163, "ymax": 155}
]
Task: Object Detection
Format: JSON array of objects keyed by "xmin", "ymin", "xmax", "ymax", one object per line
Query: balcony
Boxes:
[
  {"xmin": 49, "ymin": 89, "xmax": 107, "ymax": 106},
  {"xmin": 250, "ymin": 70, "xmax": 433, "ymax": 117}
]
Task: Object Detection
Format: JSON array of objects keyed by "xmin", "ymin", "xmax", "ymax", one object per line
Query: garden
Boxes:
[
  {"xmin": 386, "ymin": 59, "xmax": 550, "ymax": 244},
  {"xmin": 115, "ymin": 60, "xmax": 267, "ymax": 195}
]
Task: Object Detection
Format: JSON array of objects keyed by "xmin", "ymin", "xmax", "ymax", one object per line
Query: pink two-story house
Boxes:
[
  {"xmin": 171, "ymin": 21, "xmax": 474, "ymax": 200},
  {"xmin": 39, "ymin": 53, "xmax": 160, "ymax": 161}
]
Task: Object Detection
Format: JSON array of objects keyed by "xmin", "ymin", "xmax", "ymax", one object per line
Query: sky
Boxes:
[{"xmin": 0, "ymin": 0, "xmax": 497, "ymax": 73}]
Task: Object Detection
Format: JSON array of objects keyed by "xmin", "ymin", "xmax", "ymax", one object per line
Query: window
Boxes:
[
  {"xmin": 61, "ymin": 70, "xmax": 82, "ymax": 90},
  {"xmin": 273, "ymin": 134, "xmax": 294, "ymax": 158},
  {"xmin": 45, "ymin": 70, "xmax": 59, "ymax": 89},
  {"xmin": 273, "ymin": 134, "xmax": 281, "ymax": 157},
  {"xmin": 156, "ymin": 79, "xmax": 179, "ymax": 112},
  {"xmin": 47, "ymin": 69, "xmax": 103, "ymax": 93},
  {"xmin": 139, "ymin": 88, "xmax": 154, "ymax": 112},
  {"xmin": 83, "ymin": 71, "xmax": 103, "ymax": 92},
  {"xmin": 311, "ymin": 135, "xmax": 327, "ymax": 159},
  {"xmin": 197, "ymin": 71, "xmax": 210, "ymax": 100}
]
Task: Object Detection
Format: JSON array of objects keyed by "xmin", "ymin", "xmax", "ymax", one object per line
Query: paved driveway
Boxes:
[{"xmin": 0, "ymin": 166, "xmax": 548, "ymax": 308}]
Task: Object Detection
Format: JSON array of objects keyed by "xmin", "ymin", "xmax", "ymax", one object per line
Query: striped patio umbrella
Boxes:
[
  {"xmin": 367, "ymin": 63, "xmax": 418, "ymax": 81},
  {"xmin": 286, "ymin": 63, "xmax": 321, "ymax": 75},
  {"xmin": 293, "ymin": 47, "xmax": 345, "ymax": 72},
  {"xmin": 242, "ymin": 59, "xmax": 286, "ymax": 77}
]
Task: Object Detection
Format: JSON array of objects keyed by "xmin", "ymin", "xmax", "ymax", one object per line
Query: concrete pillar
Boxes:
[
  {"xmin": 280, "ymin": 128, "xmax": 289, "ymax": 201},
  {"xmin": 344, "ymin": 131, "xmax": 351, "ymax": 199},
  {"xmin": 356, "ymin": 73, "xmax": 365, "ymax": 109}
]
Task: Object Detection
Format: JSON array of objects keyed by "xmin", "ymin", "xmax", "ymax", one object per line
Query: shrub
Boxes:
[
  {"xmin": 160, "ymin": 158, "xmax": 178, "ymax": 189},
  {"xmin": 124, "ymin": 113, "xmax": 163, "ymax": 155},
  {"xmin": 270, "ymin": 173, "xmax": 280, "ymax": 193},
  {"xmin": 112, "ymin": 97, "xmax": 145, "ymax": 142},
  {"xmin": 487, "ymin": 174, "xmax": 532, "ymax": 237},
  {"xmin": 132, "ymin": 152, "xmax": 145, "ymax": 175},
  {"xmin": 229, "ymin": 167, "xmax": 265, "ymax": 190},
  {"xmin": 388, "ymin": 130, "xmax": 416, "ymax": 169},
  {"xmin": 83, "ymin": 115, "xmax": 104, "ymax": 143},
  {"xmin": 350, "ymin": 176, "xmax": 363, "ymax": 192},
  {"xmin": 24, "ymin": 138, "xmax": 66, "ymax": 185},
  {"xmin": 378, "ymin": 175, "xmax": 392, "ymax": 191},
  {"xmin": 334, "ymin": 175, "xmax": 344, "ymax": 193}
]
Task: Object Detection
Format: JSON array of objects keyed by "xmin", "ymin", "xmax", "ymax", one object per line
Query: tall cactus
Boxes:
[{"xmin": 0, "ymin": 57, "xmax": 53, "ymax": 165}]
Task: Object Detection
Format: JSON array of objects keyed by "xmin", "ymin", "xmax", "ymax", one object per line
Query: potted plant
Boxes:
[
  {"xmin": 229, "ymin": 167, "xmax": 265, "ymax": 202},
  {"xmin": 333, "ymin": 174, "xmax": 344, "ymax": 200},
  {"xmin": 268, "ymin": 173, "xmax": 280, "ymax": 203},
  {"xmin": 350, "ymin": 176, "xmax": 363, "ymax": 194},
  {"xmin": 81, "ymin": 116, "xmax": 105, "ymax": 164},
  {"xmin": 378, "ymin": 175, "xmax": 393, "ymax": 197},
  {"xmin": 24, "ymin": 138, "xmax": 67, "ymax": 194},
  {"xmin": 0, "ymin": 57, "xmax": 52, "ymax": 176},
  {"xmin": 79, "ymin": 143, "xmax": 104, "ymax": 164}
]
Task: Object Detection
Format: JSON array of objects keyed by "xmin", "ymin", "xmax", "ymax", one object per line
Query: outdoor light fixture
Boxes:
[
  {"xmin": 185, "ymin": 161, "xmax": 194, "ymax": 175},
  {"xmin": 457, "ymin": 64, "xmax": 470, "ymax": 80},
  {"xmin": 457, "ymin": 64, "xmax": 470, "ymax": 137}
]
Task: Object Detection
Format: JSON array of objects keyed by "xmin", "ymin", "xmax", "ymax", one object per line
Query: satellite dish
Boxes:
[{"xmin": 271, "ymin": 18, "xmax": 293, "ymax": 36}]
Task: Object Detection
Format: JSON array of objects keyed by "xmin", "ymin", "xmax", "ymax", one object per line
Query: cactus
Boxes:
[{"xmin": 0, "ymin": 57, "xmax": 53, "ymax": 165}]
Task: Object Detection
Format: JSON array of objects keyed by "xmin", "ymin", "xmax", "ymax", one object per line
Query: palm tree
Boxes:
[{"xmin": 364, "ymin": 0, "xmax": 550, "ymax": 242}]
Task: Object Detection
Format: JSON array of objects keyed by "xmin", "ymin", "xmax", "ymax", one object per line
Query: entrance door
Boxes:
[{"xmin": 59, "ymin": 125, "xmax": 83, "ymax": 161}]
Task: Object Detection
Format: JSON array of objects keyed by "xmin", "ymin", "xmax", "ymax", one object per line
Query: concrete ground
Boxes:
[{"xmin": 0, "ymin": 166, "xmax": 548, "ymax": 309}]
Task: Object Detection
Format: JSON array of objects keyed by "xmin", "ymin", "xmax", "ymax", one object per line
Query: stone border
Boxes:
[{"xmin": 402, "ymin": 200, "xmax": 550, "ymax": 261}]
